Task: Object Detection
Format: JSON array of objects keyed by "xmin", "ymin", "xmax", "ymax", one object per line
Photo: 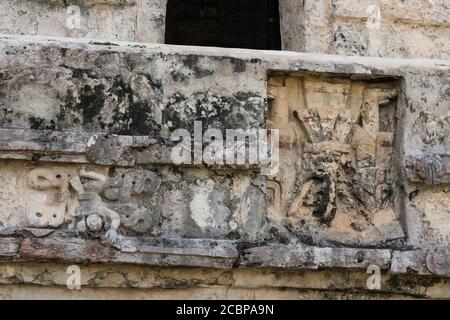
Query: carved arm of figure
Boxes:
[{"xmin": 79, "ymin": 167, "xmax": 108, "ymax": 192}]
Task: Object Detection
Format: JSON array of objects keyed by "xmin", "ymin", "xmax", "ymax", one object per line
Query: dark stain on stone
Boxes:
[
  {"xmin": 226, "ymin": 230, "xmax": 240, "ymax": 240},
  {"xmin": 182, "ymin": 54, "xmax": 199, "ymax": 69},
  {"xmin": 356, "ymin": 251, "xmax": 365, "ymax": 263},
  {"xmin": 419, "ymin": 111, "xmax": 429, "ymax": 123},
  {"xmin": 368, "ymin": 67, "xmax": 389, "ymax": 75},
  {"xmin": 229, "ymin": 58, "xmax": 246, "ymax": 73},
  {"xmin": 110, "ymin": 75, "xmax": 163, "ymax": 136},
  {"xmin": 234, "ymin": 241, "xmax": 267, "ymax": 268},
  {"xmin": 29, "ymin": 117, "xmax": 45, "ymax": 130},
  {"xmin": 59, "ymin": 65, "xmax": 98, "ymax": 79},
  {"xmin": 297, "ymin": 233, "xmax": 315, "ymax": 245},
  {"xmin": 268, "ymin": 227, "xmax": 291, "ymax": 245},
  {"xmin": 312, "ymin": 176, "xmax": 336, "ymax": 226},
  {"xmin": 124, "ymin": 55, "xmax": 137, "ymax": 71},
  {"xmin": 171, "ymin": 70, "xmax": 187, "ymax": 82},
  {"xmin": 79, "ymin": 84, "xmax": 106, "ymax": 123},
  {"xmin": 386, "ymin": 274, "xmax": 443, "ymax": 293},
  {"xmin": 154, "ymin": 277, "xmax": 203, "ymax": 289},
  {"xmin": 408, "ymin": 189, "xmax": 419, "ymax": 201},
  {"xmin": 89, "ymin": 41, "xmax": 119, "ymax": 47},
  {"xmin": 182, "ymin": 54, "xmax": 214, "ymax": 79},
  {"xmin": 163, "ymin": 90, "xmax": 262, "ymax": 139}
]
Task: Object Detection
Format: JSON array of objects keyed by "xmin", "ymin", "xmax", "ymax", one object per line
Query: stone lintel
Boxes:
[{"xmin": 0, "ymin": 234, "xmax": 447, "ymax": 276}]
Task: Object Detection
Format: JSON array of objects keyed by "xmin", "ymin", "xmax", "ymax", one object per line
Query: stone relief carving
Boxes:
[
  {"xmin": 266, "ymin": 74, "xmax": 404, "ymax": 246},
  {"xmin": 27, "ymin": 167, "xmax": 75, "ymax": 228},
  {"xmin": 406, "ymin": 153, "xmax": 450, "ymax": 185},
  {"xmin": 425, "ymin": 247, "xmax": 450, "ymax": 276},
  {"xmin": 0, "ymin": 160, "xmax": 265, "ymax": 242},
  {"xmin": 70, "ymin": 168, "xmax": 121, "ymax": 242},
  {"xmin": 26, "ymin": 166, "xmax": 162, "ymax": 243}
]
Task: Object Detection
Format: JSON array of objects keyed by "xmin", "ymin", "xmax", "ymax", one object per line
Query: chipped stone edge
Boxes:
[
  {"xmin": 1, "ymin": 235, "xmax": 449, "ymax": 276},
  {"xmin": 0, "ymin": 34, "xmax": 448, "ymax": 76},
  {"xmin": 0, "ymin": 128, "xmax": 263, "ymax": 172}
]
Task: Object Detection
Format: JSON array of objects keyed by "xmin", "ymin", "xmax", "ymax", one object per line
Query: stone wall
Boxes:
[
  {"xmin": 0, "ymin": 0, "xmax": 448, "ymax": 59},
  {"xmin": 0, "ymin": 0, "xmax": 166, "ymax": 43},
  {"xmin": 280, "ymin": 0, "xmax": 450, "ymax": 59},
  {"xmin": 0, "ymin": 35, "xmax": 449, "ymax": 299},
  {"xmin": 0, "ymin": 263, "xmax": 449, "ymax": 299},
  {"xmin": 0, "ymin": 1, "xmax": 449, "ymax": 300}
]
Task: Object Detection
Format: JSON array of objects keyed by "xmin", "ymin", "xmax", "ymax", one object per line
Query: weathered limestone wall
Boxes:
[
  {"xmin": 0, "ymin": 0, "xmax": 448, "ymax": 300},
  {"xmin": 280, "ymin": 0, "xmax": 450, "ymax": 59},
  {"xmin": 0, "ymin": 0, "xmax": 448, "ymax": 59},
  {"xmin": 0, "ymin": 0, "xmax": 166, "ymax": 43},
  {"xmin": 0, "ymin": 35, "xmax": 448, "ymax": 299},
  {"xmin": 0, "ymin": 263, "xmax": 449, "ymax": 299}
]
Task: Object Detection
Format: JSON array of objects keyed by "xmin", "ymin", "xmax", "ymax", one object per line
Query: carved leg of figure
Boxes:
[
  {"xmin": 66, "ymin": 176, "xmax": 84, "ymax": 230},
  {"xmin": 99, "ymin": 206, "xmax": 121, "ymax": 244}
]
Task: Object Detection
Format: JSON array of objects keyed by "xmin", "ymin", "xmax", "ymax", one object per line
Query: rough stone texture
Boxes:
[
  {"xmin": 0, "ymin": 161, "xmax": 265, "ymax": 242},
  {"xmin": 0, "ymin": 238, "xmax": 20, "ymax": 259},
  {"xmin": 0, "ymin": 0, "xmax": 166, "ymax": 43},
  {"xmin": 0, "ymin": 36, "xmax": 447, "ymax": 280},
  {"xmin": 0, "ymin": 263, "xmax": 449, "ymax": 299},
  {"xmin": 267, "ymin": 73, "xmax": 404, "ymax": 246},
  {"xmin": 0, "ymin": 0, "xmax": 448, "ymax": 300},
  {"xmin": 0, "ymin": 1, "xmax": 448, "ymax": 59},
  {"xmin": 279, "ymin": 0, "xmax": 450, "ymax": 59},
  {"xmin": 0, "ymin": 36, "xmax": 447, "ymax": 249}
]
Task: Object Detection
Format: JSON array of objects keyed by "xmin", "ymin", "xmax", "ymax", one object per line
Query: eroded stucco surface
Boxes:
[
  {"xmin": 0, "ymin": 36, "xmax": 448, "ymax": 275},
  {"xmin": 0, "ymin": 0, "xmax": 166, "ymax": 43},
  {"xmin": 267, "ymin": 74, "xmax": 404, "ymax": 246},
  {"xmin": 280, "ymin": 0, "xmax": 450, "ymax": 59},
  {"xmin": 0, "ymin": 0, "xmax": 448, "ymax": 298}
]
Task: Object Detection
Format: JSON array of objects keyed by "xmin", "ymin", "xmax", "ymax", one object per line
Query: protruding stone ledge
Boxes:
[
  {"xmin": 0, "ymin": 129, "xmax": 263, "ymax": 171},
  {"xmin": 0, "ymin": 129, "xmax": 175, "ymax": 166},
  {"xmin": 1, "ymin": 234, "xmax": 449, "ymax": 276},
  {"xmin": 242, "ymin": 244, "xmax": 450, "ymax": 277},
  {"xmin": 19, "ymin": 236, "xmax": 239, "ymax": 269},
  {"xmin": 0, "ymin": 128, "xmax": 88, "ymax": 163},
  {"xmin": 0, "ymin": 128, "xmax": 164, "ymax": 165},
  {"xmin": 37, "ymin": 0, "xmax": 136, "ymax": 6},
  {"xmin": 0, "ymin": 34, "xmax": 448, "ymax": 75}
]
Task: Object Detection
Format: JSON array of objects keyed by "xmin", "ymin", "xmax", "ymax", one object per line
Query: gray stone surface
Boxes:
[
  {"xmin": 0, "ymin": 0, "xmax": 166, "ymax": 43},
  {"xmin": 0, "ymin": 0, "xmax": 448, "ymax": 299},
  {"xmin": 0, "ymin": 35, "xmax": 448, "ymax": 285}
]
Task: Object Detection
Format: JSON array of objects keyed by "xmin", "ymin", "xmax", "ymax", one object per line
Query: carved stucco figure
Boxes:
[
  {"xmin": 266, "ymin": 74, "xmax": 405, "ymax": 246},
  {"xmin": 406, "ymin": 153, "xmax": 450, "ymax": 185},
  {"xmin": 26, "ymin": 166, "xmax": 163, "ymax": 243}
]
